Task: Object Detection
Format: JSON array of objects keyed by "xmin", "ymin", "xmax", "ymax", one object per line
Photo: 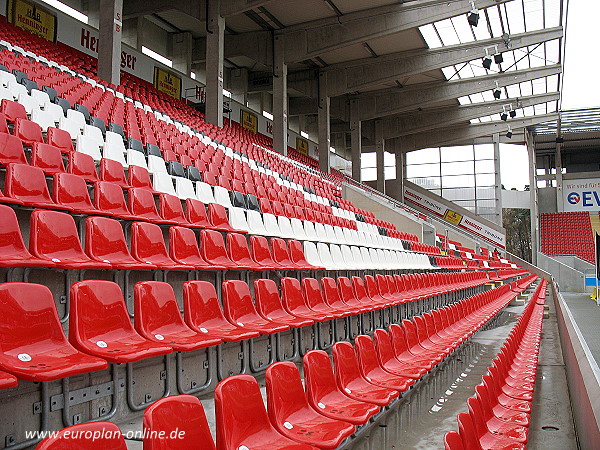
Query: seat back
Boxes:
[
  {"xmin": 331, "ymin": 341, "xmax": 363, "ymax": 388},
  {"xmin": 31, "ymin": 143, "xmax": 65, "ymax": 174},
  {"xmin": 216, "ymin": 375, "xmax": 297, "ymax": 450},
  {"xmin": 354, "ymin": 334, "xmax": 381, "ymax": 373},
  {"xmin": 444, "ymin": 431, "xmax": 465, "ymax": 450},
  {"xmin": 100, "ymin": 157, "xmax": 128, "ymax": 188},
  {"xmin": 265, "ymin": 361, "xmax": 311, "ymax": 427},
  {"xmin": 302, "ymin": 350, "xmax": 338, "ymax": 405},
  {"xmin": 68, "ymin": 151, "xmax": 98, "ymax": 181},
  {"xmin": 37, "ymin": 422, "xmax": 127, "ymax": 450},
  {"xmin": 254, "ymin": 278, "xmax": 287, "ymax": 318},
  {"xmin": 134, "ymin": 281, "xmax": 190, "ymax": 337},
  {"xmin": 94, "ymin": 181, "xmax": 131, "ymax": 217},
  {"xmin": 128, "ymin": 187, "xmax": 161, "ymax": 220},
  {"xmin": 0, "ymin": 283, "xmax": 71, "ymax": 366},
  {"xmin": 221, "ymin": 279, "xmax": 260, "ymax": 325},
  {"xmin": 0, "ymin": 132, "xmax": 26, "ymax": 166},
  {"xmin": 143, "ymin": 395, "xmax": 216, "ymax": 450},
  {"xmin": 29, "ymin": 210, "xmax": 88, "ymax": 262},
  {"xmin": 0, "ymin": 205, "xmax": 37, "ymax": 262},
  {"xmin": 169, "ymin": 226, "xmax": 207, "ymax": 266},
  {"xmin": 226, "ymin": 232, "xmax": 255, "ymax": 267},
  {"xmin": 271, "ymin": 237, "xmax": 293, "ymax": 267},
  {"xmin": 48, "ymin": 126, "xmax": 75, "ymax": 153},
  {"xmin": 69, "ymin": 280, "xmax": 138, "ymax": 348},
  {"xmin": 159, "ymin": 193, "xmax": 188, "ymax": 224},
  {"xmin": 131, "ymin": 221, "xmax": 174, "ymax": 265},
  {"xmin": 200, "ymin": 229, "xmax": 233, "ymax": 266},
  {"xmin": 53, "ymin": 172, "xmax": 95, "ymax": 212},
  {"xmin": 5, "ymin": 163, "xmax": 55, "ymax": 206},
  {"xmin": 128, "ymin": 165, "xmax": 154, "ymax": 190},
  {"xmin": 185, "ymin": 198, "xmax": 211, "ymax": 227},
  {"xmin": 85, "ymin": 216, "xmax": 138, "ymax": 265},
  {"xmin": 183, "ymin": 281, "xmax": 229, "ymax": 332}
]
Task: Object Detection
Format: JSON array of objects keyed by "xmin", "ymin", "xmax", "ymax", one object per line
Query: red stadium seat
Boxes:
[
  {"xmin": 331, "ymin": 341, "xmax": 399, "ymax": 406},
  {"xmin": 94, "ymin": 181, "xmax": 137, "ymax": 220},
  {"xmin": 254, "ymin": 279, "xmax": 314, "ymax": 328},
  {"xmin": 302, "ymin": 350, "xmax": 380, "ymax": 422},
  {"xmin": 52, "ymin": 172, "xmax": 99, "ymax": 214},
  {"xmin": 37, "ymin": 422, "xmax": 127, "ymax": 450},
  {"xmin": 265, "ymin": 361, "xmax": 355, "ymax": 449},
  {"xmin": 0, "ymin": 204, "xmax": 53, "ymax": 267},
  {"xmin": 31, "ymin": 143, "xmax": 65, "ymax": 174},
  {"xmin": 183, "ymin": 280, "xmax": 259, "ymax": 342},
  {"xmin": 169, "ymin": 226, "xmax": 221, "ymax": 269},
  {"xmin": 222, "ymin": 279, "xmax": 290, "ymax": 334},
  {"xmin": 215, "ymin": 375, "xmax": 317, "ymax": 450},
  {"xmin": 0, "ymin": 283, "xmax": 107, "ymax": 381},
  {"xmin": 68, "ymin": 151, "xmax": 99, "ymax": 182},
  {"xmin": 29, "ymin": 210, "xmax": 111, "ymax": 269},
  {"xmin": 47, "ymin": 127, "xmax": 75, "ymax": 153},
  {"xmin": 0, "ymin": 132, "xmax": 26, "ymax": 166},
  {"xmin": 13, "ymin": 117, "xmax": 43, "ymax": 146},
  {"xmin": 200, "ymin": 229, "xmax": 236, "ymax": 269},
  {"xmin": 100, "ymin": 157, "xmax": 129, "ymax": 188},
  {"xmin": 130, "ymin": 221, "xmax": 193, "ymax": 270},
  {"xmin": 143, "ymin": 395, "xmax": 216, "ymax": 450},
  {"xmin": 69, "ymin": 280, "xmax": 173, "ymax": 363},
  {"xmin": 85, "ymin": 216, "xmax": 152, "ymax": 269},
  {"xmin": 4, "ymin": 163, "xmax": 58, "ymax": 209},
  {"xmin": 134, "ymin": 281, "xmax": 222, "ymax": 350}
]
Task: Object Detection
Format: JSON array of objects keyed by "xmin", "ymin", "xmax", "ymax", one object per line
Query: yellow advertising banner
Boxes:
[
  {"xmin": 8, "ymin": 0, "xmax": 57, "ymax": 42},
  {"xmin": 153, "ymin": 67, "xmax": 182, "ymax": 99},
  {"xmin": 444, "ymin": 209, "xmax": 463, "ymax": 226},
  {"xmin": 296, "ymin": 137, "xmax": 309, "ymax": 155},
  {"xmin": 240, "ymin": 110, "xmax": 258, "ymax": 134}
]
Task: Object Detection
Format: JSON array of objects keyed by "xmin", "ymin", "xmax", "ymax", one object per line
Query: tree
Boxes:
[{"xmin": 502, "ymin": 208, "xmax": 531, "ymax": 262}]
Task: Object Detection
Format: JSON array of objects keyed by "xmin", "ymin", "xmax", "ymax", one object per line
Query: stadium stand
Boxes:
[{"xmin": 0, "ymin": 1, "xmax": 588, "ymax": 449}]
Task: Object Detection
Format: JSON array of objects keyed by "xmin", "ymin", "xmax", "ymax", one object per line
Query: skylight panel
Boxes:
[
  {"xmin": 435, "ymin": 18, "xmax": 461, "ymax": 45},
  {"xmin": 441, "ymin": 66, "xmax": 456, "ymax": 80},
  {"xmin": 544, "ymin": 0, "xmax": 561, "ymax": 27},
  {"xmin": 458, "ymin": 96, "xmax": 472, "ymax": 105},
  {"xmin": 531, "ymin": 78, "xmax": 547, "ymax": 95},
  {"xmin": 481, "ymin": 91, "xmax": 496, "ymax": 102},
  {"xmin": 504, "ymin": 1, "xmax": 525, "ymax": 34},
  {"xmin": 451, "ymin": 16, "xmax": 474, "ymax": 43},
  {"xmin": 519, "ymin": 82, "xmax": 533, "ymax": 96},
  {"xmin": 418, "ymin": 24, "xmax": 443, "ymax": 48},
  {"xmin": 544, "ymin": 40, "xmax": 559, "ymax": 63},
  {"xmin": 546, "ymin": 74, "xmax": 559, "ymax": 90},
  {"xmin": 523, "ymin": 0, "xmax": 544, "ymax": 31},
  {"xmin": 469, "ymin": 63, "xmax": 490, "ymax": 77},
  {"xmin": 485, "ymin": 7, "xmax": 504, "ymax": 37},
  {"xmin": 505, "ymin": 84, "xmax": 522, "ymax": 98},
  {"xmin": 534, "ymin": 103, "xmax": 547, "ymax": 114}
]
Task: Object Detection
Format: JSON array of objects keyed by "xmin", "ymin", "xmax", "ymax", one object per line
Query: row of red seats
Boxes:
[
  {"xmin": 33, "ymin": 278, "xmax": 532, "ymax": 449},
  {"xmin": 0, "ymin": 270, "xmax": 512, "ymax": 386},
  {"xmin": 444, "ymin": 279, "xmax": 546, "ymax": 449},
  {"xmin": 0, "ymin": 205, "xmax": 317, "ymax": 271}
]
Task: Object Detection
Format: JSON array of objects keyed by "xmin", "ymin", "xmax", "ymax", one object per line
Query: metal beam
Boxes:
[
  {"xmin": 391, "ymin": 113, "xmax": 559, "ymax": 153},
  {"xmin": 123, "ymin": 0, "xmax": 203, "ymax": 20},
  {"xmin": 321, "ymin": 27, "xmax": 562, "ymax": 97},
  {"xmin": 332, "ymin": 64, "xmax": 562, "ymax": 122},
  {"xmin": 282, "ymin": 0, "xmax": 514, "ymax": 63},
  {"xmin": 221, "ymin": 0, "xmax": 278, "ymax": 17},
  {"xmin": 362, "ymin": 92, "xmax": 560, "ymax": 140}
]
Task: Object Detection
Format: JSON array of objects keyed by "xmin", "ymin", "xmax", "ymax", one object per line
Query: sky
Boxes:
[{"xmin": 501, "ymin": 0, "xmax": 600, "ymax": 190}]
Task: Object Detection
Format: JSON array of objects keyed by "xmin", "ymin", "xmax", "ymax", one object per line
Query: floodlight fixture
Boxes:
[
  {"xmin": 506, "ymin": 125, "xmax": 513, "ymax": 139},
  {"xmin": 493, "ymin": 45, "xmax": 503, "ymax": 64},
  {"xmin": 468, "ymin": 1, "xmax": 479, "ymax": 26},
  {"xmin": 483, "ymin": 56, "xmax": 492, "ymax": 69},
  {"xmin": 509, "ymin": 109, "xmax": 517, "ymax": 118},
  {"xmin": 501, "ymin": 112, "xmax": 508, "ymax": 121},
  {"xmin": 493, "ymin": 81, "xmax": 501, "ymax": 99}
]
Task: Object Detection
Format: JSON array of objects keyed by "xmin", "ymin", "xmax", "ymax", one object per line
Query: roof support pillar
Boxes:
[
  {"xmin": 375, "ymin": 120, "xmax": 385, "ymax": 194},
  {"xmin": 318, "ymin": 71, "xmax": 331, "ymax": 174},
  {"xmin": 350, "ymin": 98, "xmax": 362, "ymax": 182},
  {"xmin": 272, "ymin": 34, "xmax": 288, "ymax": 156},
  {"xmin": 172, "ymin": 32, "xmax": 193, "ymax": 76},
  {"xmin": 396, "ymin": 150, "xmax": 405, "ymax": 202},
  {"xmin": 526, "ymin": 130, "xmax": 539, "ymax": 264},
  {"xmin": 493, "ymin": 133, "xmax": 503, "ymax": 226},
  {"xmin": 205, "ymin": 0, "xmax": 224, "ymax": 127},
  {"xmin": 97, "ymin": 0, "xmax": 123, "ymax": 85},
  {"xmin": 555, "ymin": 118, "xmax": 564, "ymax": 212}
]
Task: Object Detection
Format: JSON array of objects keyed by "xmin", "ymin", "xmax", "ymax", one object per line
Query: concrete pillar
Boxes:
[
  {"xmin": 492, "ymin": 133, "xmax": 503, "ymax": 226},
  {"xmin": 84, "ymin": 0, "xmax": 100, "ymax": 28},
  {"xmin": 526, "ymin": 130, "xmax": 539, "ymax": 265},
  {"xmin": 375, "ymin": 120, "xmax": 385, "ymax": 194},
  {"xmin": 272, "ymin": 34, "xmax": 288, "ymax": 156},
  {"xmin": 350, "ymin": 98, "xmax": 362, "ymax": 182},
  {"xmin": 205, "ymin": 0, "xmax": 224, "ymax": 127},
  {"xmin": 229, "ymin": 68, "xmax": 248, "ymax": 105},
  {"xmin": 318, "ymin": 71, "xmax": 330, "ymax": 173},
  {"xmin": 555, "ymin": 119, "xmax": 564, "ymax": 212},
  {"xmin": 97, "ymin": 0, "xmax": 123, "ymax": 85},
  {"xmin": 172, "ymin": 32, "xmax": 193, "ymax": 76},
  {"xmin": 395, "ymin": 151, "xmax": 405, "ymax": 202}
]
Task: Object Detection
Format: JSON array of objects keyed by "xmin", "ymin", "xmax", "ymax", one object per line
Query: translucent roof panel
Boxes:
[{"xmin": 417, "ymin": 0, "xmax": 563, "ymax": 125}]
